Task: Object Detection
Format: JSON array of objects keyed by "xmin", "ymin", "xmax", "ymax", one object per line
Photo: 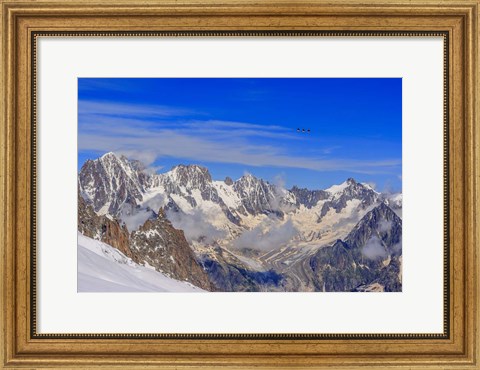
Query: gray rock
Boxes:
[{"xmin": 310, "ymin": 203, "xmax": 402, "ymax": 292}]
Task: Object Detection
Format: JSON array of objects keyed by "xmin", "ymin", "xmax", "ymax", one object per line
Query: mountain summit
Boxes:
[
  {"xmin": 79, "ymin": 152, "xmax": 401, "ymax": 224},
  {"xmin": 78, "ymin": 152, "xmax": 150, "ymax": 215}
]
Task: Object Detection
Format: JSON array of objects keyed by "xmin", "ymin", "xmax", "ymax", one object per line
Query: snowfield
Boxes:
[{"xmin": 77, "ymin": 233, "xmax": 205, "ymax": 292}]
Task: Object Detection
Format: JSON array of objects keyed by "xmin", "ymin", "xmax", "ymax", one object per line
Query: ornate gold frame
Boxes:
[{"xmin": 1, "ymin": 0, "xmax": 478, "ymax": 368}]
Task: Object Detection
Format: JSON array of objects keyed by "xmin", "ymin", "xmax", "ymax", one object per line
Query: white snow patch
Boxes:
[
  {"xmin": 97, "ymin": 202, "xmax": 111, "ymax": 216},
  {"xmin": 169, "ymin": 193, "xmax": 194, "ymax": 213},
  {"xmin": 361, "ymin": 283, "xmax": 385, "ymax": 292},
  {"xmin": 361, "ymin": 182, "xmax": 378, "ymax": 192},
  {"xmin": 325, "ymin": 181, "xmax": 349, "ymax": 195},
  {"xmin": 77, "ymin": 233, "xmax": 205, "ymax": 292},
  {"xmin": 213, "ymin": 181, "xmax": 241, "ymax": 209},
  {"xmin": 142, "ymin": 229, "xmax": 160, "ymax": 239},
  {"xmin": 190, "ymin": 189, "xmax": 203, "ymax": 206}
]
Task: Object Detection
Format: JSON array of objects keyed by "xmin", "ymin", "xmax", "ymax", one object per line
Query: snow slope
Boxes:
[{"xmin": 77, "ymin": 233, "xmax": 205, "ymax": 292}]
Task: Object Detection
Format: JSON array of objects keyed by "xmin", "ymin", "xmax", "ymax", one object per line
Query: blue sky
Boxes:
[{"xmin": 78, "ymin": 78, "xmax": 402, "ymax": 192}]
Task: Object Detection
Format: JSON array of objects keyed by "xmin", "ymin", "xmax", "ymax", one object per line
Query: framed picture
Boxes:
[{"xmin": 1, "ymin": 0, "xmax": 478, "ymax": 369}]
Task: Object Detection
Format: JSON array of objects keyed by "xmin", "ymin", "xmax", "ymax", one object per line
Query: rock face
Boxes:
[
  {"xmin": 319, "ymin": 178, "xmax": 379, "ymax": 219},
  {"xmin": 78, "ymin": 192, "xmax": 132, "ymax": 258},
  {"xmin": 153, "ymin": 164, "xmax": 220, "ymax": 205},
  {"xmin": 79, "ymin": 153, "xmax": 303, "ymax": 228},
  {"xmin": 309, "ymin": 203, "xmax": 402, "ymax": 292},
  {"xmin": 130, "ymin": 209, "xmax": 214, "ymax": 291},
  {"xmin": 200, "ymin": 246, "xmax": 283, "ymax": 292},
  {"xmin": 290, "ymin": 186, "xmax": 329, "ymax": 209},
  {"xmin": 233, "ymin": 173, "xmax": 296, "ymax": 217},
  {"xmin": 233, "ymin": 174, "xmax": 276, "ymax": 215},
  {"xmin": 345, "ymin": 202, "xmax": 402, "ymax": 260},
  {"xmin": 78, "ymin": 152, "xmax": 150, "ymax": 216}
]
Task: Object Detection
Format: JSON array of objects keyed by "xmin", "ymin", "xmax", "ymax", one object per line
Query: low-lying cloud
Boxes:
[
  {"xmin": 119, "ymin": 208, "xmax": 154, "ymax": 232},
  {"xmin": 268, "ymin": 174, "xmax": 297, "ymax": 214},
  {"xmin": 361, "ymin": 236, "xmax": 387, "ymax": 260},
  {"xmin": 143, "ymin": 194, "xmax": 167, "ymax": 213},
  {"xmin": 166, "ymin": 208, "xmax": 226, "ymax": 243},
  {"xmin": 118, "ymin": 195, "xmax": 167, "ymax": 232},
  {"xmin": 378, "ymin": 219, "xmax": 393, "ymax": 233},
  {"xmin": 233, "ymin": 217, "xmax": 298, "ymax": 251}
]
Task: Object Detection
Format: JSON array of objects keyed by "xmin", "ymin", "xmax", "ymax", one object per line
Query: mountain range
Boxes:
[{"xmin": 78, "ymin": 152, "xmax": 403, "ymax": 292}]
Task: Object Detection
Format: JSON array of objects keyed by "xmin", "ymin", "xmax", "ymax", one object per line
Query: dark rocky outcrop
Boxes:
[
  {"xmin": 78, "ymin": 192, "xmax": 132, "ymax": 258},
  {"xmin": 290, "ymin": 186, "xmax": 329, "ymax": 209},
  {"xmin": 130, "ymin": 209, "xmax": 215, "ymax": 291},
  {"xmin": 200, "ymin": 246, "xmax": 283, "ymax": 292},
  {"xmin": 310, "ymin": 203, "xmax": 402, "ymax": 292}
]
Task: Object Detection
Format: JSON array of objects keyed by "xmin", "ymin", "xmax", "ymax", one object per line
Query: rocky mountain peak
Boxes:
[
  {"xmin": 169, "ymin": 164, "xmax": 213, "ymax": 186},
  {"xmin": 233, "ymin": 174, "xmax": 278, "ymax": 215},
  {"xmin": 343, "ymin": 178, "xmax": 371, "ymax": 194},
  {"xmin": 130, "ymin": 210, "xmax": 215, "ymax": 291},
  {"xmin": 234, "ymin": 173, "xmax": 274, "ymax": 195},
  {"xmin": 354, "ymin": 202, "xmax": 398, "ymax": 225},
  {"xmin": 318, "ymin": 178, "xmax": 380, "ymax": 219},
  {"xmin": 78, "ymin": 152, "xmax": 151, "ymax": 216},
  {"xmin": 345, "ymin": 202, "xmax": 402, "ymax": 255},
  {"xmin": 100, "ymin": 151, "xmax": 118, "ymax": 160},
  {"xmin": 236, "ymin": 172, "xmax": 258, "ymax": 183},
  {"xmin": 326, "ymin": 177, "xmax": 372, "ymax": 195},
  {"xmin": 290, "ymin": 186, "xmax": 329, "ymax": 209}
]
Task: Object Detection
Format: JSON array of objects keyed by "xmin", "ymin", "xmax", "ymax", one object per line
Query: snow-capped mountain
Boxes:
[
  {"xmin": 78, "ymin": 152, "xmax": 403, "ymax": 292},
  {"xmin": 233, "ymin": 173, "xmax": 296, "ymax": 217},
  {"xmin": 78, "ymin": 152, "xmax": 150, "ymax": 216},
  {"xmin": 78, "ymin": 153, "xmax": 395, "ymax": 238},
  {"xmin": 320, "ymin": 178, "xmax": 380, "ymax": 218}
]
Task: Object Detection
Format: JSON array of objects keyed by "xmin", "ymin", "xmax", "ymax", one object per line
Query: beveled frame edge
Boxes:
[{"xmin": 1, "ymin": 0, "xmax": 478, "ymax": 369}]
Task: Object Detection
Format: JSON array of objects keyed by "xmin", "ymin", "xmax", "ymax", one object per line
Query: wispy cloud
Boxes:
[
  {"xmin": 79, "ymin": 100, "xmax": 194, "ymax": 119},
  {"xmin": 184, "ymin": 120, "xmax": 287, "ymax": 132},
  {"xmin": 361, "ymin": 236, "xmax": 387, "ymax": 260},
  {"xmin": 78, "ymin": 99, "xmax": 401, "ymax": 174},
  {"xmin": 321, "ymin": 146, "xmax": 342, "ymax": 154}
]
